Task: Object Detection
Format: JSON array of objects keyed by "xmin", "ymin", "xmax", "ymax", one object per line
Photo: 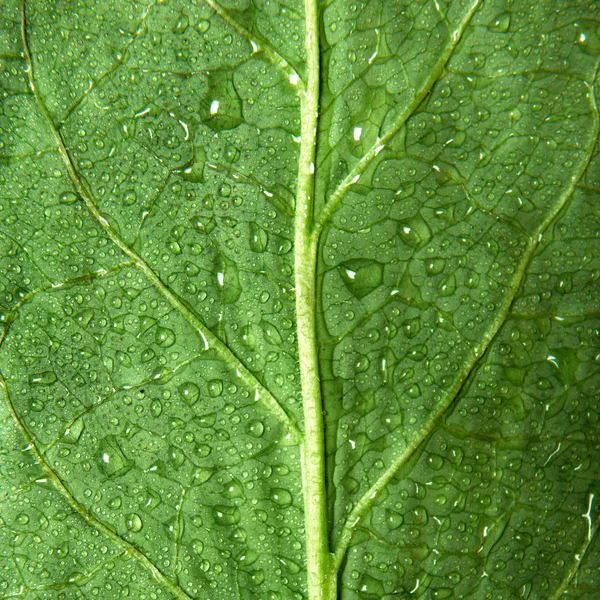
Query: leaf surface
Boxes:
[{"xmin": 0, "ymin": 0, "xmax": 599, "ymax": 599}]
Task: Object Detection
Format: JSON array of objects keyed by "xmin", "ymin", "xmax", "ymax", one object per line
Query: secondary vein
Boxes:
[
  {"xmin": 311, "ymin": 0, "xmax": 481, "ymax": 242},
  {"xmin": 20, "ymin": 0, "xmax": 303, "ymax": 446},
  {"xmin": 0, "ymin": 372, "xmax": 195, "ymax": 600},
  {"xmin": 204, "ymin": 0, "xmax": 304, "ymax": 89},
  {"xmin": 331, "ymin": 79, "xmax": 600, "ymax": 571}
]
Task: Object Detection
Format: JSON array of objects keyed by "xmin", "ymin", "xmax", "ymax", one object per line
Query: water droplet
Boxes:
[
  {"xmin": 438, "ymin": 274, "xmax": 456, "ymax": 296},
  {"xmin": 214, "ymin": 505, "xmax": 241, "ymax": 525},
  {"xmin": 29, "ymin": 399, "xmax": 45, "ymax": 412},
  {"xmin": 397, "ymin": 214, "xmax": 432, "ymax": 248},
  {"xmin": 425, "ymin": 258, "xmax": 445, "ymax": 276},
  {"xmin": 151, "ymin": 399, "xmax": 163, "ymax": 417},
  {"xmin": 241, "ymin": 324, "xmax": 256, "ymax": 350},
  {"xmin": 108, "ymin": 496, "xmax": 122, "ymax": 510},
  {"xmin": 63, "ymin": 417, "xmax": 85, "ymax": 443},
  {"xmin": 75, "ymin": 308, "xmax": 94, "ymax": 326},
  {"xmin": 466, "ymin": 270, "xmax": 480, "ymax": 289},
  {"xmin": 489, "ymin": 11, "xmax": 511, "ymax": 32},
  {"xmin": 262, "ymin": 320, "xmax": 283, "ymax": 346},
  {"xmin": 216, "ymin": 255, "xmax": 241, "ymax": 303},
  {"xmin": 396, "ymin": 270, "xmax": 423, "ymax": 303},
  {"xmin": 98, "ymin": 438, "xmax": 133, "ymax": 477},
  {"xmin": 196, "ymin": 19, "xmax": 210, "ymax": 33},
  {"xmin": 172, "ymin": 13, "xmax": 189, "ymax": 34},
  {"xmin": 249, "ymin": 222, "xmax": 268, "ymax": 252},
  {"xmin": 155, "ymin": 326, "xmax": 175, "ymax": 348},
  {"xmin": 178, "ymin": 382, "xmax": 200, "ymax": 407},
  {"xmin": 208, "ymin": 379, "xmax": 223, "ymax": 398},
  {"xmin": 29, "ymin": 371, "xmax": 57, "ymax": 386},
  {"xmin": 59, "ymin": 191, "xmax": 78, "ymax": 204},
  {"xmin": 250, "ymin": 569, "xmax": 265, "ymax": 584},
  {"xmin": 272, "ymin": 488, "xmax": 292, "ymax": 507},
  {"xmin": 255, "ymin": 509, "xmax": 268, "ymax": 523},
  {"xmin": 126, "ymin": 513, "xmax": 143, "ymax": 532},
  {"xmin": 340, "ymin": 259, "xmax": 384, "ymax": 299},
  {"xmin": 170, "ymin": 446, "xmax": 186, "ymax": 469},
  {"xmin": 123, "ymin": 191, "xmax": 137, "ymax": 206},
  {"xmin": 402, "ymin": 317, "xmax": 421, "ymax": 339},
  {"xmin": 218, "ymin": 182, "xmax": 231, "ymax": 197},
  {"xmin": 407, "ymin": 384, "xmax": 421, "ymax": 398},
  {"xmin": 355, "ymin": 355, "xmax": 370, "ymax": 373},
  {"xmin": 223, "ymin": 478, "xmax": 245, "ymax": 499},
  {"xmin": 247, "ymin": 420, "xmax": 264, "ymax": 437},
  {"xmin": 192, "ymin": 539, "xmax": 204, "ymax": 555}
]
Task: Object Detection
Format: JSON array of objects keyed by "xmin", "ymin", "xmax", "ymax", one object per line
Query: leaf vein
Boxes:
[
  {"xmin": 0, "ymin": 371, "xmax": 195, "ymax": 600},
  {"xmin": 331, "ymin": 83, "xmax": 600, "ymax": 570},
  {"xmin": 20, "ymin": 0, "xmax": 303, "ymax": 445}
]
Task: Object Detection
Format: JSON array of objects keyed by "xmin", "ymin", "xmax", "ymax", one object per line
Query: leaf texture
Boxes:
[{"xmin": 0, "ymin": 0, "xmax": 599, "ymax": 599}]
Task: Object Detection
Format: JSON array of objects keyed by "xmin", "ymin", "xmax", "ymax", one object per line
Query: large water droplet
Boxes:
[
  {"xmin": 489, "ymin": 11, "xmax": 511, "ymax": 32},
  {"xmin": 272, "ymin": 488, "xmax": 292, "ymax": 507},
  {"xmin": 155, "ymin": 326, "xmax": 175, "ymax": 348},
  {"xmin": 126, "ymin": 513, "xmax": 143, "ymax": 532},
  {"xmin": 249, "ymin": 222, "xmax": 268, "ymax": 252},
  {"xmin": 216, "ymin": 255, "xmax": 242, "ymax": 303},
  {"xmin": 208, "ymin": 379, "xmax": 223, "ymax": 398},
  {"xmin": 261, "ymin": 320, "xmax": 283, "ymax": 346},
  {"xmin": 425, "ymin": 258, "xmax": 445, "ymax": 276},
  {"xmin": 340, "ymin": 258, "xmax": 384, "ymax": 299},
  {"xmin": 438, "ymin": 274, "xmax": 456, "ymax": 296},
  {"xmin": 398, "ymin": 214, "xmax": 432, "ymax": 248},
  {"xmin": 223, "ymin": 478, "xmax": 245, "ymax": 500},
  {"xmin": 179, "ymin": 382, "xmax": 200, "ymax": 407},
  {"xmin": 29, "ymin": 371, "xmax": 57, "ymax": 386},
  {"xmin": 63, "ymin": 417, "xmax": 85, "ymax": 443},
  {"xmin": 214, "ymin": 505, "xmax": 241, "ymax": 525},
  {"xmin": 247, "ymin": 420, "xmax": 264, "ymax": 437}
]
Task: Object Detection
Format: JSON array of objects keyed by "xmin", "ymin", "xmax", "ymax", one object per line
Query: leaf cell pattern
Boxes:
[{"xmin": 0, "ymin": 0, "xmax": 599, "ymax": 599}]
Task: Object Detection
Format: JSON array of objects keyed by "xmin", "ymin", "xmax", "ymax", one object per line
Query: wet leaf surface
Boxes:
[{"xmin": 0, "ymin": 0, "xmax": 599, "ymax": 598}]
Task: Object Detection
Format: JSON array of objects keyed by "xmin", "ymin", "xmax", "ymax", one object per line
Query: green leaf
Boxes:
[{"xmin": 0, "ymin": 0, "xmax": 599, "ymax": 599}]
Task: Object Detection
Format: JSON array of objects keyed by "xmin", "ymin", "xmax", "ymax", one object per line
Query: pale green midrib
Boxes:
[
  {"xmin": 204, "ymin": 0, "xmax": 304, "ymax": 89},
  {"xmin": 295, "ymin": 0, "xmax": 335, "ymax": 599},
  {"xmin": 19, "ymin": 0, "xmax": 303, "ymax": 446},
  {"xmin": 310, "ymin": 0, "xmax": 481, "ymax": 243},
  {"xmin": 331, "ymin": 85, "xmax": 600, "ymax": 572},
  {"xmin": 0, "ymin": 373, "xmax": 195, "ymax": 600}
]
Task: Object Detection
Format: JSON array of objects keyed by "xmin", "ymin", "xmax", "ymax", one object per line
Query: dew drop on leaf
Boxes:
[
  {"xmin": 178, "ymin": 382, "xmax": 200, "ymax": 406},
  {"xmin": 208, "ymin": 379, "xmax": 223, "ymax": 397},
  {"xmin": 126, "ymin": 514, "xmax": 143, "ymax": 532},
  {"xmin": 247, "ymin": 420, "xmax": 264, "ymax": 437}
]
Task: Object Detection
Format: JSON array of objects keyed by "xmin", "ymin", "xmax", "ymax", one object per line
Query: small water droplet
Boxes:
[
  {"xmin": 126, "ymin": 513, "xmax": 143, "ymax": 532},
  {"xmin": 272, "ymin": 488, "xmax": 292, "ymax": 507},
  {"xmin": 247, "ymin": 420, "xmax": 264, "ymax": 437},
  {"xmin": 208, "ymin": 379, "xmax": 223, "ymax": 398}
]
